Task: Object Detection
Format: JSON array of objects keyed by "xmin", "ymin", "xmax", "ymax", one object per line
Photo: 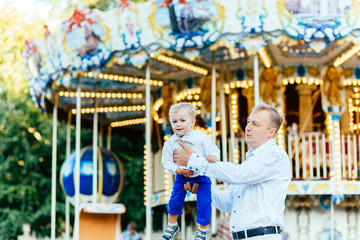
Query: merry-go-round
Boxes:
[{"xmin": 23, "ymin": 0, "xmax": 360, "ymax": 239}]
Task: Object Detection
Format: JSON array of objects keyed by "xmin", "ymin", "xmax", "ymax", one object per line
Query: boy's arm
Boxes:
[{"xmin": 161, "ymin": 141, "xmax": 179, "ymax": 174}]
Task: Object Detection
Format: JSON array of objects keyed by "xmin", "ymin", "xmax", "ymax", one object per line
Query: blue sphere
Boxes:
[{"xmin": 60, "ymin": 147, "xmax": 124, "ymax": 205}]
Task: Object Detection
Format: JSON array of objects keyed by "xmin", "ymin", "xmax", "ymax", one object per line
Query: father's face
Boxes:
[{"xmin": 245, "ymin": 110, "xmax": 276, "ymax": 150}]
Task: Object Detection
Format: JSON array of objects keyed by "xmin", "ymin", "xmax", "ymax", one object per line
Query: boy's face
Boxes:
[{"xmin": 170, "ymin": 108, "xmax": 195, "ymax": 137}]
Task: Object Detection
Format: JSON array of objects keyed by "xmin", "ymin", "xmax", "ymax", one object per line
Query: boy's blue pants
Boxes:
[{"xmin": 168, "ymin": 174, "xmax": 212, "ymax": 225}]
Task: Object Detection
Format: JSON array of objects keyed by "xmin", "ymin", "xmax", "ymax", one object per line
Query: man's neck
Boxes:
[{"xmin": 250, "ymin": 138, "xmax": 273, "ymax": 151}]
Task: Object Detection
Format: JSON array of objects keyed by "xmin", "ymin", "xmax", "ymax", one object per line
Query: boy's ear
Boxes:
[{"xmin": 192, "ymin": 118, "xmax": 196, "ymax": 126}]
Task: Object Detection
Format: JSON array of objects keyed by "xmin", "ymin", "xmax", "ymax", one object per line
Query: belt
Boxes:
[{"xmin": 232, "ymin": 226, "xmax": 280, "ymax": 239}]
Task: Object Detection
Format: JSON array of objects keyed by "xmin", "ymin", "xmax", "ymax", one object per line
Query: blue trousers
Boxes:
[{"xmin": 168, "ymin": 174, "xmax": 212, "ymax": 225}]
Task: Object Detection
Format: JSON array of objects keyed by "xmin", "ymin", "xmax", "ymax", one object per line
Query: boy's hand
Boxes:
[
  {"xmin": 206, "ymin": 155, "xmax": 218, "ymax": 163},
  {"xmin": 176, "ymin": 168, "xmax": 194, "ymax": 177}
]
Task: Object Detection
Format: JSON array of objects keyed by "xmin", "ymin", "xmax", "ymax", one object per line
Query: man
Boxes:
[
  {"xmin": 174, "ymin": 104, "xmax": 291, "ymax": 240},
  {"xmin": 122, "ymin": 221, "xmax": 141, "ymax": 240}
]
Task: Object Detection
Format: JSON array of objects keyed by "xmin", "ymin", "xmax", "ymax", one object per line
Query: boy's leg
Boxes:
[
  {"xmin": 195, "ymin": 176, "xmax": 212, "ymax": 226},
  {"xmin": 193, "ymin": 176, "xmax": 212, "ymax": 240},
  {"xmin": 168, "ymin": 176, "xmax": 187, "ymax": 217},
  {"xmin": 162, "ymin": 175, "xmax": 187, "ymax": 240},
  {"xmin": 168, "ymin": 213, "xmax": 179, "ymax": 224}
]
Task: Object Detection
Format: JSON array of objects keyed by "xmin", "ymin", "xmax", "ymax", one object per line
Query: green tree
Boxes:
[{"xmin": 0, "ymin": 2, "xmax": 146, "ymax": 238}]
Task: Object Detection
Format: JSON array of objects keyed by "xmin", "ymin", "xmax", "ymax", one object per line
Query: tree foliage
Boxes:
[{"xmin": 0, "ymin": 1, "xmax": 146, "ymax": 239}]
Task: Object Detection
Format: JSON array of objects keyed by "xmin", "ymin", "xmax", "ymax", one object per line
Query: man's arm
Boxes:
[
  {"xmin": 174, "ymin": 141, "xmax": 289, "ymax": 185},
  {"xmin": 184, "ymin": 183, "xmax": 234, "ymax": 213},
  {"xmin": 212, "ymin": 187, "xmax": 234, "ymax": 213}
]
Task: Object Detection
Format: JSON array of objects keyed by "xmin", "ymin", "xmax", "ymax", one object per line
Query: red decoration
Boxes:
[{"xmin": 65, "ymin": 9, "xmax": 97, "ymax": 33}]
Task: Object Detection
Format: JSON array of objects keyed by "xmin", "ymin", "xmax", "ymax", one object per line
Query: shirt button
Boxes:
[
  {"xmin": 238, "ymin": 196, "xmax": 240, "ymax": 198},
  {"xmin": 189, "ymin": 167, "xmax": 192, "ymax": 169},
  {"xmin": 203, "ymin": 172, "xmax": 205, "ymax": 174},
  {"xmin": 234, "ymin": 210, "xmax": 236, "ymax": 213},
  {"xmin": 232, "ymin": 226, "xmax": 235, "ymax": 229},
  {"xmin": 196, "ymin": 168, "xmax": 198, "ymax": 171},
  {"xmin": 197, "ymin": 155, "xmax": 199, "ymax": 157}
]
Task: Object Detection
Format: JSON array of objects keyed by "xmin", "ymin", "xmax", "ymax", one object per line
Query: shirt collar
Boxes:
[
  {"xmin": 246, "ymin": 138, "xmax": 276, "ymax": 158},
  {"xmin": 173, "ymin": 129, "xmax": 194, "ymax": 140}
]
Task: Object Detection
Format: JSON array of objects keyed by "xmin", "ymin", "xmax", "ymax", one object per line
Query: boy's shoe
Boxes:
[
  {"xmin": 162, "ymin": 225, "xmax": 180, "ymax": 240},
  {"xmin": 194, "ymin": 229, "xmax": 207, "ymax": 240}
]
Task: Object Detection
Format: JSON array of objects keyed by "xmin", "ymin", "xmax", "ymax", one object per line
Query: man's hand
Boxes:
[
  {"xmin": 206, "ymin": 155, "xmax": 218, "ymax": 163},
  {"xmin": 176, "ymin": 168, "xmax": 194, "ymax": 177},
  {"xmin": 173, "ymin": 141, "xmax": 193, "ymax": 166},
  {"xmin": 184, "ymin": 182, "xmax": 199, "ymax": 194}
]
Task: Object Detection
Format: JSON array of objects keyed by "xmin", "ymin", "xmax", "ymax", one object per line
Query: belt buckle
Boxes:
[{"xmin": 258, "ymin": 226, "xmax": 265, "ymax": 235}]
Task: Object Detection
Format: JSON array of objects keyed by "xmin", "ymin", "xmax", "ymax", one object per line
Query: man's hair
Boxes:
[
  {"xmin": 251, "ymin": 104, "xmax": 284, "ymax": 132},
  {"xmin": 169, "ymin": 102, "xmax": 197, "ymax": 120}
]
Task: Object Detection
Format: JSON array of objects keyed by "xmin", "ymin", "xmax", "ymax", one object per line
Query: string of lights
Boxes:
[
  {"xmin": 333, "ymin": 44, "xmax": 360, "ymax": 68},
  {"xmin": 59, "ymin": 91, "xmax": 143, "ymax": 99},
  {"xmin": 82, "ymin": 72, "xmax": 163, "ymax": 86},
  {"xmin": 71, "ymin": 105, "xmax": 146, "ymax": 114},
  {"xmin": 111, "ymin": 118, "xmax": 146, "ymax": 127},
  {"xmin": 150, "ymin": 53, "xmax": 208, "ymax": 75},
  {"xmin": 258, "ymin": 46, "xmax": 272, "ymax": 68}
]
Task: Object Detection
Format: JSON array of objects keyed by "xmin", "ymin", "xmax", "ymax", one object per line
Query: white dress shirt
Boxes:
[
  {"xmin": 162, "ymin": 129, "xmax": 220, "ymax": 178},
  {"xmin": 187, "ymin": 139, "xmax": 291, "ymax": 236}
]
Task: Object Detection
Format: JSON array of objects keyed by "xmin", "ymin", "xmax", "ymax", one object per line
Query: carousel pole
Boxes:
[
  {"xmin": 74, "ymin": 75, "xmax": 82, "ymax": 240},
  {"xmin": 220, "ymin": 64, "xmax": 228, "ymax": 163},
  {"xmin": 107, "ymin": 125, "xmax": 112, "ymax": 151},
  {"xmin": 254, "ymin": 54, "xmax": 260, "ymax": 105},
  {"xmin": 65, "ymin": 112, "xmax": 72, "ymax": 240},
  {"xmin": 92, "ymin": 96, "xmax": 98, "ymax": 203},
  {"xmin": 211, "ymin": 52, "xmax": 217, "ymax": 235},
  {"xmin": 331, "ymin": 199, "xmax": 334, "ymax": 240},
  {"xmin": 220, "ymin": 64, "xmax": 228, "ymax": 220},
  {"xmin": 145, "ymin": 63, "xmax": 152, "ymax": 240},
  {"xmin": 228, "ymin": 95, "xmax": 235, "ymax": 163},
  {"xmin": 329, "ymin": 113, "xmax": 342, "ymax": 240},
  {"xmin": 99, "ymin": 123, "xmax": 103, "ymax": 147},
  {"xmin": 51, "ymin": 93, "xmax": 58, "ymax": 240}
]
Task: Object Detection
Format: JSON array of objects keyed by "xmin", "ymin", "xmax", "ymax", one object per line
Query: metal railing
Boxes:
[{"xmin": 235, "ymin": 133, "xmax": 360, "ymax": 181}]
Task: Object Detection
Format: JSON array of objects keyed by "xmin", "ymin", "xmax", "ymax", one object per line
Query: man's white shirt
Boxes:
[{"xmin": 187, "ymin": 139, "xmax": 291, "ymax": 233}]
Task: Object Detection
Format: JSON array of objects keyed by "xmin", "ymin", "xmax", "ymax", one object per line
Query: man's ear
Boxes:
[{"xmin": 269, "ymin": 128, "xmax": 277, "ymax": 138}]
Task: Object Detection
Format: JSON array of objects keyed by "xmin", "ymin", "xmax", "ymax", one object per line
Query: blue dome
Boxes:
[{"xmin": 60, "ymin": 147, "xmax": 124, "ymax": 205}]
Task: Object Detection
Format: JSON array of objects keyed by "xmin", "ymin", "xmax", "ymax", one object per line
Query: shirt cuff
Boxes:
[
  {"xmin": 169, "ymin": 165, "xmax": 178, "ymax": 175},
  {"xmin": 188, "ymin": 153, "xmax": 207, "ymax": 174}
]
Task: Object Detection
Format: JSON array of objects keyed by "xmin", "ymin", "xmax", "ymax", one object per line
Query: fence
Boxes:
[{"xmin": 235, "ymin": 133, "xmax": 360, "ymax": 181}]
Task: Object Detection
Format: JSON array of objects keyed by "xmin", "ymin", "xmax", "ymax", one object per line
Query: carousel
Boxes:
[{"xmin": 23, "ymin": 0, "xmax": 360, "ymax": 239}]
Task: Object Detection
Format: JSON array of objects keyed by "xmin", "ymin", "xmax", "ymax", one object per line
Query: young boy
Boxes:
[{"xmin": 161, "ymin": 102, "xmax": 220, "ymax": 240}]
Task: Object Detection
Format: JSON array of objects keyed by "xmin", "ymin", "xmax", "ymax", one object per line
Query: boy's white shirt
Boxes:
[{"xmin": 161, "ymin": 129, "xmax": 220, "ymax": 177}]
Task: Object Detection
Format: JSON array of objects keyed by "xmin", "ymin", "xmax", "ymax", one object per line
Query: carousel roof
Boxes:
[{"xmin": 22, "ymin": 0, "xmax": 360, "ymax": 130}]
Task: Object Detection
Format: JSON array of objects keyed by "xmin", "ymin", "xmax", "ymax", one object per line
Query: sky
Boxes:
[{"xmin": 0, "ymin": 0, "xmax": 52, "ymax": 21}]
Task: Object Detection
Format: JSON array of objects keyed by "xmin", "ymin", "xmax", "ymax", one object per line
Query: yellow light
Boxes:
[
  {"xmin": 58, "ymin": 91, "xmax": 143, "ymax": 99},
  {"xmin": 151, "ymin": 54, "xmax": 208, "ymax": 75},
  {"xmin": 334, "ymin": 44, "xmax": 360, "ymax": 67},
  {"xmin": 83, "ymin": 72, "xmax": 163, "ymax": 86},
  {"xmin": 72, "ymin": 105, "xmax": 146, "ymax": 114},
  {"xmin": 258, "ymin": 47, "xmax": 272, "ymax": 68}
]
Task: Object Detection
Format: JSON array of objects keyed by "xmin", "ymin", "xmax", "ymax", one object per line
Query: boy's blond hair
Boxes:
[{"xmin": 169, "ymin": 102, "xmax": 197, "ymax": 120}]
